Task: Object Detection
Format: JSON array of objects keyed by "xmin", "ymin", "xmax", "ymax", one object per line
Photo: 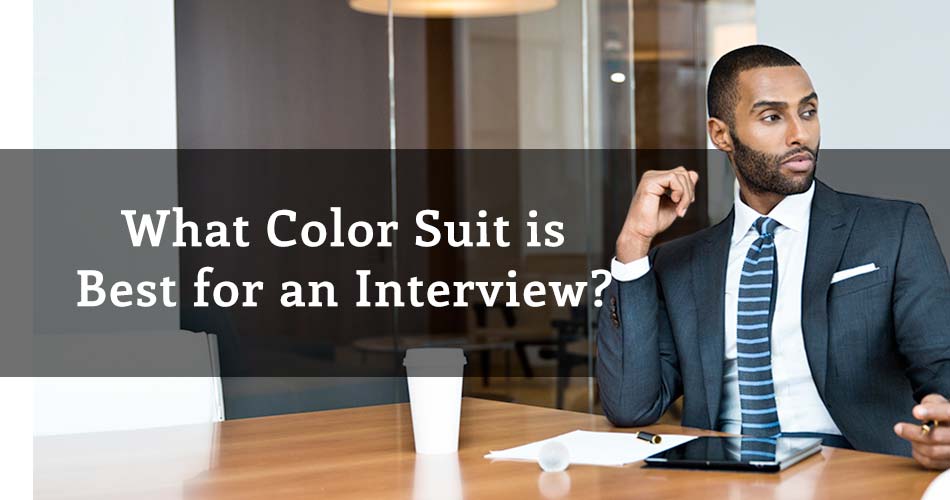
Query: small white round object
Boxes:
[{"xmin": 538, "ymin": 441, "xmax": 570, "ymax": 472}]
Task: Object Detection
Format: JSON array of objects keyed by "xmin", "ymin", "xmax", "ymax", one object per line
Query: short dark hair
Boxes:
[{"xmin": 707, "ymin": 45, "xmax": 801, "ymax": 127}]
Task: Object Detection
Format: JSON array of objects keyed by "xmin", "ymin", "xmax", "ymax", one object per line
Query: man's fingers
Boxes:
[
  {"xmin": 912, "ymin": 442, "xmax": 950, "ymax": 460},
  {"xmin": 680, "ymin": 171, "xmax": 695, "ymax": 205},
  {"xmin": 922, "ymin": 394, "xmax": 949, "ymax": 404},
  {"xmin": 914, "ymin": 403, "xmax": 950, "ymax": 421},
  {"xmin": 894, "ymin": 422, "xmax": 950, "ymax": 444},
  {"xmin": 914, "ymin": 398, "xmax": 950, "ymax": 421},
  {"xmin": 688, "ymin": 170, "xmax": 700, "ymax": 186},
  {"xmin": 679, "ymin": 167, "xmax": 697, "ymax": 203},
  {"xmin": 912, "ymin": 449, "xmax": 950, "ymax": 471},
  {"xmin": 672, "ymin": 172, "xmax": 691, "ymax": 216},
  {"xmin": 894, "ymin": 422, "xmax": 925, "ymax": 443},
  {"xmin": 904, "ymin": 420, "xmax": 950, "ymax": 470},
  {"xmin": 658, "ymin": 171, "xmax": 688, "ymax": 211},
  {"xmin": 641, "ymin": 170, "xmax": 681, "ymax": 200},
  {"xmin": 637, "ymin": 168, "xmax": 699, "ymax": 218},
  {"xmin": 672, "ymin": 167, "xmax": 695, "ymax": 205}
]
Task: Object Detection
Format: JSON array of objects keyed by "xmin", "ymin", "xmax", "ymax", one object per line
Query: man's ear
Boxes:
[{"xmin": 707, "ymin": 117, "xmax": 734, "ymax": 153}]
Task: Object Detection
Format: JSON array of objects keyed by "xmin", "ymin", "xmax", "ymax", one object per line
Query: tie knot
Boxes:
[{"xmin": 754, "ymin": 217, "xmax": 778, "ymax": 238}]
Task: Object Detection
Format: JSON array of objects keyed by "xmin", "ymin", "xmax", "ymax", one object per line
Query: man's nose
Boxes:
[{"xmin": 786, "ymin": 115, "xmax": 810, "ymax": 147}]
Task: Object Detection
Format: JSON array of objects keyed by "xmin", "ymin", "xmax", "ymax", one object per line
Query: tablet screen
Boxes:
[{"xmin": 646, "ymin": 437, "xmax": 821, "ymax": 466}]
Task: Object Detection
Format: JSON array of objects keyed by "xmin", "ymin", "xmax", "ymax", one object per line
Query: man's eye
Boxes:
[
  {"xmin": 763, "ymin": 114, "xmax": 781, "ymax": 122},
  {"xmin": 802, "ymin": 109, "xmax": 817, "ymax": 118}
]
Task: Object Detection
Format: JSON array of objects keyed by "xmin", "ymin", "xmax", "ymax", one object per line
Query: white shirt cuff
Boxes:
[{"xmin": 610, "ymin": 256, "xmax": 651, "ymax": 282}]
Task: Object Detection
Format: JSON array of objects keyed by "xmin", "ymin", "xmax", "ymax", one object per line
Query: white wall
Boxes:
[
  {"xmin": 34, "ymin": 0, "xmax": 178, "ymax": 148},
  {"xmin": 32, "ymin": 1, "xmax": 226, "ymax": 438},
  {"xmin": 756, "ymin": 0, "xmax": 950, "ymax": 255},
  {"xmin": 33, "ymin": 0, "xmax": 180, "ymax": 332},
  {"xmin": 756, "ymin": 1, "xmax": 950, "ymax": 149}
]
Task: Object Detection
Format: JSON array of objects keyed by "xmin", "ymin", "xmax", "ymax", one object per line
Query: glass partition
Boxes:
[{"xmin": 173, "ymin": 0, "xmax": 755, "ymax": 418}]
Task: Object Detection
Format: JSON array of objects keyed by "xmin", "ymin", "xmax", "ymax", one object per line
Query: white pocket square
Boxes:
[{"xmin": 831, "ymin": 263, "xmax": 879, "ymax": 284}]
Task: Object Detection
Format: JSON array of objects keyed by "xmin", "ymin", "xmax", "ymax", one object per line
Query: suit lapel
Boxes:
[
  {"xmin": 694, "ymin": 211, "xmax": 734, "ymax": 428},
  {"xmin": 801, "ymin": 180, "xmax": 858, "ymax": 397}
]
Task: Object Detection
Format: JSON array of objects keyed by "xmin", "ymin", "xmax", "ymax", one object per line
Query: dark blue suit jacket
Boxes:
[{"xmin": 597, "ymin": 180, "xmax": 950, "ymax": 456}]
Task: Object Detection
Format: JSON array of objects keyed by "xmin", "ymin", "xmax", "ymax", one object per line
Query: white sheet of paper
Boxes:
[{"xmin": 484, "ymin": 430, "xmax": 698, "ymax": 467}]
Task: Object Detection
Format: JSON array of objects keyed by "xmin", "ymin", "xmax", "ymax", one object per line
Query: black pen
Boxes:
[{"xmin": 636, "ymin": 431, "xmax": 662, "ymax": 444}]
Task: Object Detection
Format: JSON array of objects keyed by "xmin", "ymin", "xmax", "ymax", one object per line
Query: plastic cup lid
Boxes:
[{"xmin": 403, "ymin": 348, "xmax": 468, "ymax": 367}]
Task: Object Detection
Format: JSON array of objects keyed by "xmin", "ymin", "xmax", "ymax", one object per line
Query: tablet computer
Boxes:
[{"xmin": 643, "ymin": 436, "xmax": 822, "ymax": 472}]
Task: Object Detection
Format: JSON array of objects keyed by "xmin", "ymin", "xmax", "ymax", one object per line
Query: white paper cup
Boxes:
[{"xmin": 404, "ymin": 348, "xmax": 467, "ymax": 454}]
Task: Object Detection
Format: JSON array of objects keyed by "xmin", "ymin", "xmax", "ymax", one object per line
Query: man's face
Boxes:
[{"xmin": 729, "ymin": 66, "xmax": 821, "ymax": 195}]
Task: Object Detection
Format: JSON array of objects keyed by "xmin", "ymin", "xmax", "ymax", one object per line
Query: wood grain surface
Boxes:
[{"xmin": 34, "ymin": 397, "xmax": 940, "ymax": 499}]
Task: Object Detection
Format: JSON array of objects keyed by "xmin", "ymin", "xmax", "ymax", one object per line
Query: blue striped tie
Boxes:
[{"xmin": 737, "ymin": 216, "xmax": 782, "ymax": 446}]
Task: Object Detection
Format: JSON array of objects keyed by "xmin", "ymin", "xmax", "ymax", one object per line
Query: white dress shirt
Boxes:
[{"xmin": 610, "ymin": 181, "xmax": 842, "ymax": 435}]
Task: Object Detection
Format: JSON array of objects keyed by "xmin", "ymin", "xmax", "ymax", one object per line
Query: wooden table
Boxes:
[{"xmin": 34, "ymin": 398, "xmax": 940, "ymax": 499}]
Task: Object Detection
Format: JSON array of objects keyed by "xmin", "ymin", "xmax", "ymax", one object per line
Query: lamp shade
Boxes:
[{"xmin": 349, "ymin": 0, "xmax": 557, "ymax": 18}]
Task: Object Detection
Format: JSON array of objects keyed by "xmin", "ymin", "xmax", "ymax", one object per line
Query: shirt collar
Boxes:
[{"xmin": 731, "ymin": 179, "xmax": 815, "ymax": 244}]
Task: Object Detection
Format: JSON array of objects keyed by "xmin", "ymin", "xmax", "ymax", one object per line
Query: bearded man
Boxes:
[{"xmin": 598, "ymin": 44, "xmax": 950, "ymax": 470}]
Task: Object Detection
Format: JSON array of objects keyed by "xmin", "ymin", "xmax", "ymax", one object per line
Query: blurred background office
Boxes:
[{"xmin": 33, "ymin": 0, "xmax": 950, "ymax": 427}]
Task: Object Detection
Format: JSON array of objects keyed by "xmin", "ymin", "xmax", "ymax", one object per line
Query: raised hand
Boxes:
[{"xmin": 616, "ymin": 166, "xmax": 700, "ymax": 263}]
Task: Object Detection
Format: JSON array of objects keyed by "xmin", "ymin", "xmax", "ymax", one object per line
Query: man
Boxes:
[{"xmin": 598, "ymin": 44, "xmax": 950, "ymax": 469}]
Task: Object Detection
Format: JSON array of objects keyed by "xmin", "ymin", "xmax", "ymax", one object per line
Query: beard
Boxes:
[{"xmin": 731, "ymin": 133, "xmax": 819, "ymax": 196}]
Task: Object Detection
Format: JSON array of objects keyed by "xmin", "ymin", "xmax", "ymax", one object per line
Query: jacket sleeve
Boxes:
[
  {"xmin": 597, "ymin": 251, "xmax": 683, "ymax": 426},
  {"xmin": 892, "ymin": 203, "xmax": 950, "ymax": 401}
]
